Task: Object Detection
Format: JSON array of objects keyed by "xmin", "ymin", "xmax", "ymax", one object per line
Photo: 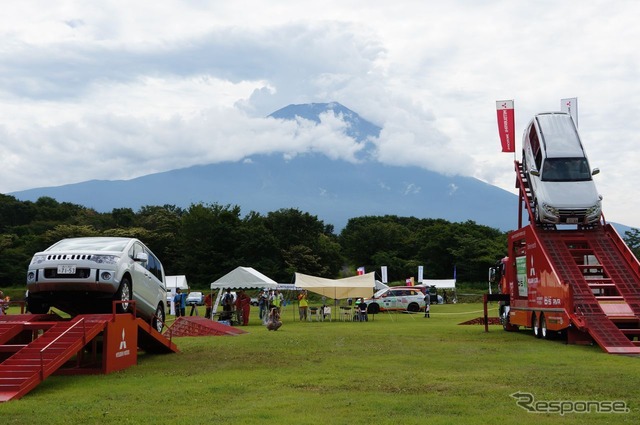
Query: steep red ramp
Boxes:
[
  {"xmin": 0, "ymin": 315, "xmax": 110, "ymax": 402},
  {"xmin": 540, "ymin": 229, "xmax": 640, "ymax": 355}
]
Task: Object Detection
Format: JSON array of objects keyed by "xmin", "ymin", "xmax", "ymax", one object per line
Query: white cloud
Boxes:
[{"xmin": 1, "ymin": 0, "xmax": 640, "ymax": 229}]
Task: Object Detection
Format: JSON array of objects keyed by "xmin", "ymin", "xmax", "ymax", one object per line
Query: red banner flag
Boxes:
[{"xmin": 496, "ymin": 100, "xmax": 515, "ymax": 152}]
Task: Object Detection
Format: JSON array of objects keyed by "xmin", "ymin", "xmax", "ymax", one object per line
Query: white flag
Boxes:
[
  {"xmin": 381, "ymin": 266, "xmax": 388, "ymax": 284},
  {"xmin": 561, "ymin": 97, "xmax": 578, "ymax": 127}
]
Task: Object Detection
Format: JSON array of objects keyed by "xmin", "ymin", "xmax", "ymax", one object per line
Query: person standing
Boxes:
[
  {"xmin": 357, "ymin": 298, "xmax": 368, "ymax": 322},
  {"xmin": 235, "ymin": 290, "xmax": 251, "ymax": 326},
  {"xmin": 270, "ymin": 290, "xmax": 282, "ymax": 312},
  {"xmin": 258, "ymin": 289, "xmax": 269, "ymax": 321},
  {"xmin": 173, "ymin": 288, "xmax": 186, "ymax": 317},
  {"xmin": 204, "ymin": 292, "xmax": 213, "ymax": 319},
  {"xmin": 424, "ymin": 291, "xmax": 431, "ymax": 318},
  {"xmin": 298, "ymin": 290, "xmax": 309, "ymax": 321}
]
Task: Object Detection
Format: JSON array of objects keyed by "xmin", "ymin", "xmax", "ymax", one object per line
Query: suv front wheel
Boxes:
[{"xmin": 115, "ymin": 276, "xmax": 132, "ymax": 314}]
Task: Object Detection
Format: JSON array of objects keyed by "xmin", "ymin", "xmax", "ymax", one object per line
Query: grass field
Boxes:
[{"xmin": 1, "ymin": 302, "xmax": 639, "ymax": 424}]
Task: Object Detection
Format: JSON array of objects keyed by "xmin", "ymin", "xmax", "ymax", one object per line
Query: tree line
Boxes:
[{"xmin": 2, "ymin": 194, "xmax": 638, "ymax": 289}]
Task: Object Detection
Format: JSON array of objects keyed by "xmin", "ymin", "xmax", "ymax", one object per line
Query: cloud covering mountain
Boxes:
[{"xmin": 10, "ymin": 103, "xmax": 519, "ymax": 231}]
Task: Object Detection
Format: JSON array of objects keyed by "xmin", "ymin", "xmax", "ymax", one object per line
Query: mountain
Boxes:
[
  {"xmin": 8, "ymin": 102, "xmax": 522, "ymax": 231},
  {"xmin": 269, "ymin": 102, "xmax": 382, "ymax": 142},
  {"xmin": 9, "ymin": 155, "xmax": 519, "ymax": 231}
]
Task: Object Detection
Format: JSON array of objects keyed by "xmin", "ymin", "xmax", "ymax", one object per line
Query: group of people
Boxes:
[
  {"xmin": 168, "ymin": 287, "xmax": 374, "ymax": 329},
  {"xmin": 220, "ymin": 288, "xmax": 252, "ymax": 326},
  {"xmin": 171, "ymin": 288, "xmax": 213, "ymax": 319},
  {"xmin": 256, "ymin": 289, "xmax": 284, "ymax": 321},
  {"xmin": 251, "ymin": 288, "xmax": 283, "ymax": 331}
]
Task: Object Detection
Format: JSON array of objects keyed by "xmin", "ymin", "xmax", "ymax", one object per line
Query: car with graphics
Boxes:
[
  {"xmin": 26, "ymin": 237, "xmax": 167, "ymax": 332},
  {"xmin": 521, "ymin": 112, "xmax": 602, "ymax": 225},
  {"xmin": 363, "ymin": 286, "xmax": 426, "ymax": 314}
]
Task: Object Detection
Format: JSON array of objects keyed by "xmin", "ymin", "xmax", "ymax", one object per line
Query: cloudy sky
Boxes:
[{"xmin": 1, "ymin": 0, "xmax": 639, "ymax": 228}]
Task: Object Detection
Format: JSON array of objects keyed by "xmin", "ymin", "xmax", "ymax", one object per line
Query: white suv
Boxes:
[
  {"xmin": 522, "ymin": 112, "xmax": 602, "ymax": 225},
  {"xmin": 26, "ymin": 237, "xmax": 167, "ymax": 332},
  {"xmin": 363, "ymin": 286, "xmax": 426, "ymax": 314}
]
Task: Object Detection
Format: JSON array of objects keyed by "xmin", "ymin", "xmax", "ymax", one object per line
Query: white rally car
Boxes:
[{"xmin": 363, "ymin": 286, "xmax": 426, "ymax": 314}]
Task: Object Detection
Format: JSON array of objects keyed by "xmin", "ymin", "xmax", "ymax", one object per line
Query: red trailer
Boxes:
[{"xmin": 487, "ymin": 161, "xmax": 640, "ymax": 354}]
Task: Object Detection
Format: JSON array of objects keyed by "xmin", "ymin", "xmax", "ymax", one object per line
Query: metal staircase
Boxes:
[
  {"xmin": 0, "ymin": 311, "xmax": 178, "ymax": 402},
  {"xmin": 538, "ymin": 226, "xmax": 640, "ymax": 354},
  {"xmin": 0, "ymin": 314, "xmax": 110, "ymax": 402}
]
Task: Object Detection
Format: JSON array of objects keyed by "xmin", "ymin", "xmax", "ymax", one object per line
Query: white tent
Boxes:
[
  {"xmin": 210, "ymin": 267, "xmax": 278, "ymax": 290},
  {"xmin": 375, "ymin": 280, "xmax": 389, "ymax": 291},
  {"xmin": 416, "ymin": 279, "xmax": 457, "ymax": 304},
  {"xmin": 295, "ymin": 272, "xmax": 376, "ymax": 299},
  {"xmin": 416, "ymin": 279, "xmax": 456, "ymax": 289},
  {"xmin": 165, "ymin": 275, "xmax": 188, "ymax": 316},
  {"xmin": 166, "ymin": 275, "xmax": 189, "ymax": 291},
  {"xmin": 210, "ymin": 267, "xmax": 278, "ymax": 316}
]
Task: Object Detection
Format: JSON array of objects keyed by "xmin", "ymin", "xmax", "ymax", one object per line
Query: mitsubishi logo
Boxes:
[
  {"xmin": 119, "ymin": 328, "xmax": 127, "ymax": 350},
  {"xmin": 116, "ymin": 327, "xmax": 130, "ymax": 358},
  {"xmin": 529, "ymin": 256, "xmax": 536, "ymax": 277}
]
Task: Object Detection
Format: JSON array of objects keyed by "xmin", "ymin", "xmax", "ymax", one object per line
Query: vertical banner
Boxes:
[
  {"xmin": 516, "ymin": 256, "xmax": 527, "ymax": 297},
  {"xmin": 561, "ymin": 97, "xmax": 578, "ymax": 127},
  {"xmin": 381, "ymin": 266, "xmax": 388, "ymax": 284},
  {"xmin": 418, "ymin": 265, "xmax": 424, "ymax": 283},
  {"xmin": 496, "ymin": 100, "xmax": 515, "ymax": 152},
  {"xmin": 357, "ymin": 266, "xmax": 365, "ymax": 275},
  {"xmin": 169, "ymin": 288, "xmax": 176, "ymax": 315}
]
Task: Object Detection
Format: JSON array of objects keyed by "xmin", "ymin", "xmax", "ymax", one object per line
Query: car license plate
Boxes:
[
  {"xmin": 566, "ymin": 217, "xmax": 579, "ymax": 224},
  {"xmin": 57, "ymin": 265, "xmax": 76, "ymax": 274}
]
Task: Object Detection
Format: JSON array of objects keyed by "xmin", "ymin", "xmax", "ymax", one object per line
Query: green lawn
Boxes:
[{"xmin": 1, "ymin": 303, "xmax": 639, "ymax": 424}]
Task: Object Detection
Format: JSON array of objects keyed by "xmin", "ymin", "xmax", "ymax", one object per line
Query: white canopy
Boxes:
[
  {"xmin": 375, "ymin": 280, "xmax": 389, "ymax": 291},
  {"xmin": 210, "ymin": 266, "xmax": 278, "ymax": 290},
  {"xmin": 417, "ymin": 279, "xmax": 456, "ymax": 289},
  {"xmin": 166, "ymin": 275, "xmax": 188, "ymax": 290},
  {"xmin": 295, "ymin": 272, "xmax": 376, "ymax": 299}
]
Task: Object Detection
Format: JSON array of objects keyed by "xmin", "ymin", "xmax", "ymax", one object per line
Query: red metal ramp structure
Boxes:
[
  {"xmin": 166, "ymin": 316, "xmax": 247, "ymax": 337},
  {"xmin": 0, "ymin": 311, "xmax": 178, "ymax": 403},
  {"xmin": 490, "ymin": 161, "xmax": 640, "ymax": 355},
  {"xmin": 539, "ymin": 227, "xmax": 640, "ymax": 354}
]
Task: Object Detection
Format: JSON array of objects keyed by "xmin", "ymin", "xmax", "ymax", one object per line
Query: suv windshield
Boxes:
[
  {"xmin": 47, "ymin": 238, "xmax": 130, "ymax": 252},
  {"xmin": 541, "ymin": 158, "xmax": 592, "ymax": 182}
]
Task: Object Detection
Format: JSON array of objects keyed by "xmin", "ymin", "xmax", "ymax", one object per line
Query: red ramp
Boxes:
[
  {"xmin": 165, "ymin": 316, "xmax": 247, "ymax": 337},
  {"xmin": 0, "ymin": 315, "xmax": 110, "ymax": 402},
  {"xmin": 0, "ymin": 313, "xmax": 178, "ymax": 403}
]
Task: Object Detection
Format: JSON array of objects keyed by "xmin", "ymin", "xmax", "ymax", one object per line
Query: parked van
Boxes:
[{"xmin": 522, "ymin": 112, "xmax": 602, "ymax": 225}]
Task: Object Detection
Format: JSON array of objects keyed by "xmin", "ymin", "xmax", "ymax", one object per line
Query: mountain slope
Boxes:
[
  {"xmin": 8, "ymin": 102, "xmax": 522, "ymax": 231},
  {"xmin": 9, "ymin": 153, "xmax": 519, "ymax": 231}
]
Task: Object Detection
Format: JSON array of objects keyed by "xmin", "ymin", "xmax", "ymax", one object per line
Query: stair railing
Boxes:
[{"xmin": 39, "ymin": 318, "xmax": 86, "ymax": 380}]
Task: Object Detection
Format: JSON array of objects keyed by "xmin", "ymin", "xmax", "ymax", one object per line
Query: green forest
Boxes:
[{"xmin": 2, "ymin": 193, "xmax": 639, "ymax": 290}]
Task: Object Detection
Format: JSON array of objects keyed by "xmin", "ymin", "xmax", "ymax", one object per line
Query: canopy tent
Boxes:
[
  {"xmin": 416, "ymin": 279, "xmax": 457, "ymax": 304},
  {"xmin": 416, "ymin": 279, "xmax": 456, "ymax": 289},
  {"xmin": 166, "ymin": 275, "xmax": 188, "ymax": 291},
  {"xmin": 375, "ymin": 280, "xmax": 389, "ymax": 291},
  {"xmin": 210, "ymin": 266, "xmax": 278, "ymax": 290},
  {"xmin": 210, "ymin": 267, "xmax": 278, "ymax": 317},
  {"xmin": 165, "ymin": 275, "xmax": 188, "ymax": 316},
  {"xmin": 295, "ymin": 272, "xmax": 376, "ymax": 299}
]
